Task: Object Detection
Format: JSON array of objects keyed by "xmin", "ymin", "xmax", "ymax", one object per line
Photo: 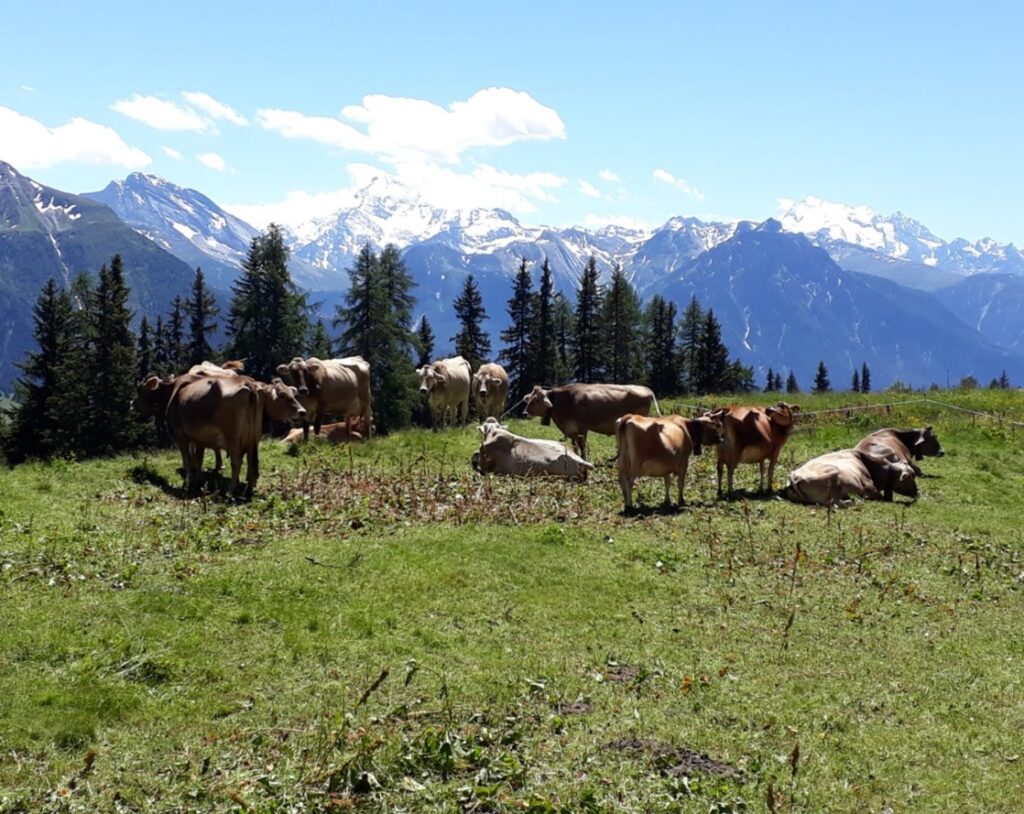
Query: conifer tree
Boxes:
[
  {"xmin": 552, "ymin": 292, "xmax": 574, "ymax": 384},
  {"xmin": 813, "ymin": 360, "xmax": 832, "ymax": 394},
  {"xmin": 185, "ymin": 268, "xmax": 219, "ymax": 366},
  {"xmin": 308, "ymin": 319, "xmax": 332, "ymax": 358},
  {"xmin": 999, "ymin": 369, "xmax": 1011, "ymax": 389},
  {"xmin": 645, "ymin": 295, "xmax": 677, "ymax": 395},
  {"xmin": 336, "ymin": 244, "xmax": 383, "ymax": 360},
  {"xmin": 48, "ymin": 273, "xmax": 95, "ymax": 456},
  {"xmin": 602, "ymin": 264, "xmax": 643, "ymax": 384},
  {"xmin": 499, "ymin": 257, "xmax": 535, "ymax": 401},
  {"xmin": 571, "ymin": 255, "xmax": 604, "ymax": 383},
  {"xmin": 860, "ymin": 362, "xmax": 872, "ymax": 394},
  {"xmin": 764, "ymin": 368, "xmax": 776, "ymax": 393},
  {"xmin": 451, "ymin": 274, "xmax": 491, "ymax": 369},
  {"xmin": 678, "ymin": 295, "xmax": 704, "ymax": 394},
  {"xmin": 152, "ymin": 315, "xmax": 170, "ymax": 376},
  {"xmin": 723, "ymin": 360, "xmax": 756, "ymax": 393},
  {"xmin": 786, "ymin": 370, "xmax": 800, "ymax": 394},
  {"xmin": 137, "ymin": 316, "xmax": 153, "ymax": 379},
  {"xmin": 693, "ymin": 309, "xmax": 729, "ymax": 394},
  {"xmin": 530, "ymin": 258, "xmax": 557, "ymax": 386},
  {"xmin": 166, "ymin": 295, "xmax": 187, "ymax": 373},
  {"xmin": 416, "ymin": 315, "xmax": 435, "ymax": 368},
  {"xmin": 851, "ymin": 369, "xmax": 861, "ymax": 393}
]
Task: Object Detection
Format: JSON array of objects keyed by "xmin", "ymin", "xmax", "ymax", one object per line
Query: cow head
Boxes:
[
  {"xmin": 913, "ymin": 425, "xmax": 944, "ymax": 460},
  {"xmin": 766, "ymin": 402, "xmax": 801, "ymax": 428},
  {"xmin": 276, "ymin": 357, "xmax": 312, "ymax": 396},
  {"xmin": 416, "ymin": 363, "xmax": 445, "ymax": 395},
  {"xmin": 478, "ymin": 417, "xmax": 508, "ymax": 439},
  {"xmin": 131, "ymin": 375, "xmax": 174, "ymax": 416},
  {"xmin": 889, "ymin": 461, "xmax": 919, "ymax": 498},
  {"xmin": 475, "ymin": 372, "xmax": 504, "ymax": 399},
  {"xmin": 689, "ymin": 414, "xmax": 726, "ymax": 457},
  {"xmin": 261, "ymin": 378, "xmax": 308, "ymax": 422},
  {"xmin": 522, "ymin": 385, "xmax": 552, "ymax": 419}
]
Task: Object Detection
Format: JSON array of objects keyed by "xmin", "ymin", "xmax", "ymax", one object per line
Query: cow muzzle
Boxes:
[
  {"xmin": 420, "ymin": 386, "xmax": 429, "ymax": 394},
  {"xmin": 296, "ymin": 407, "xmax": 308, "ymax": 419}
]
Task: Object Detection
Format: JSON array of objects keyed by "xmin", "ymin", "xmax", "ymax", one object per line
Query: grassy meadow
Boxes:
[{"xmin": 2, "ymin": 389, "xmax": 1023, "ymax": 813}]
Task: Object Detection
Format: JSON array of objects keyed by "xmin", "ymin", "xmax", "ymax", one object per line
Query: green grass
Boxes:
[{"xmin": 2, "ymin": 390, "xmax": 1024, "ymax": 812}]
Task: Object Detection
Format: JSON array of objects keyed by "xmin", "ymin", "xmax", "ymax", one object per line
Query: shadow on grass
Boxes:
[
  {"xmin": 128, "ymin": 462, "xmax": 251, "ymax": 503},
  {"xmin": 621, "ymin": 500, "xmax": 718, "ymax": 518}
]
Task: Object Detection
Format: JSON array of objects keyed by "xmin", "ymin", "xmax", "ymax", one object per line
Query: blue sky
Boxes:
[{"xmin": 2, "ymin": 1, "xmax": 1022, "ymax": 242}]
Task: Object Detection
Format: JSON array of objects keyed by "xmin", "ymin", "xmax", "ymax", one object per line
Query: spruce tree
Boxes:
[
  {"xmin": 645, "ymin": 295, "xmax": 677, "ymax": 395},
  {"xmin": 601, "ymin": 264, "xmax": 643, "ymax": 384},
  {"xmin": 416, "ymin": 315, "xmax": 436, "ymax": 368},
  {"xmin": 813, "ymin": 360, "xmax": 832, "ymax": 394},
  {"xmin": 137, "ymin": 316, "xmax": 154, "ymax": 379},
  {"xmin": 999, "ymin": 370, "xmax": 1011, "ymax": 389},
  {"xmin": 167, "ymin": 295, "xmax": 187, "ymax": 373},
  {"xmin": 571, "ymin": 255, "xmax": 603, "ymax": 383},
  {"xmin": 152, "ymin": 315, "xmax": 170, "ymax": 376},
  {"xmin": 552, "ymin": 292, "xmax": 574, "ymax": 384},
  {"xmin": 47, "ymin": 273, "xmax": 95, "ymax": 457},
  {"xmin": 678, "ymin": 295, "xmax": 704, "ymax": 394},
  {"xmin": 694, "ymin": 309, "xmax": 729, "ymax": 394},
  {"xmin": 723, "ymin": 360, "xmax": 756, "ymax": 393},
  {"xmin": 308, "ymin": 319, "xmax": 332, "ymax": 358},
  {"xmin": 764, "ymin": 368, "xmax": 776, "ymax": 393},
  {"xmin": 374, "ymin": 244, "xmax": 418, "ymax": 431},
  {"xmin": 451, "ymin": 274, "xmax": 491, "ymax": 369},
  {"xmin": 185, "ymin": 267, "xmax": 219, "ymax": 366},
  {"xmin": 851, "ymin": 369, "xmax": 861, "ymax": 393},
  {"xmin": 336, "ymin": 244, "xmax": 383, "ymax": 359},
  {"xmin": 530, "ymin": 258, "xmax": 557, "ymax": 386},
  {"xmin": 861, "ymin": 362, "xmax": 872, "ymax": 394},
  {"xmin": 499, "ymin": 257, "xmax": 535, "ymax": 401},
  {"xmin": 786, "ymin": 370, "xmax": 800, "ymax": 394}
]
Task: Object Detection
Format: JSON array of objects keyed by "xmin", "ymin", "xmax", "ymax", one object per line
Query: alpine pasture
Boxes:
[{"xmin": 2, "ymin": 390, "xmax": 1023, "ymax": 813}]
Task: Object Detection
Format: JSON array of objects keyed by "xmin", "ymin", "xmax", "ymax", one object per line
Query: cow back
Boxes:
[{"xmin": 550, "ymin": 384, "xmax": 656, "ymax": 436}]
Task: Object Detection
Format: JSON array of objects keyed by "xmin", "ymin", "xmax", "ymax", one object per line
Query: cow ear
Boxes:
[
  {"xmin": 145, "ymin": 376, "xmax": 160, "ymax": 390},
  {"xmin": 276, "ymin": 364, "xmax": 289, "ymax": 377}
]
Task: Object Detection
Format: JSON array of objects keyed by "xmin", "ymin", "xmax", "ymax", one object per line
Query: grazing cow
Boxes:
[
  {"xmin": 186, "ymin": 360, "xmax": 245, "ymax": 377},
  {"xmin": 167, "ymin": 376, "xmax": 305, "ymax": 495},
  {"xmin": 472, "ymin": 418, "xmax": 593, "ymax": 480},
  {"xmin": 854, "ymin": 426, "xmax": 944, "ymax": 476},
  {"xmin": 712, "ymin": 402, "xmax": 801, "ymax": 496},
  {"xmin": 615, "ymin": 413, "xmax": 726, "ymax": 511},
  {"xmin": 782, "ymin": 448, "xmax": 919, "ymax": 506},
  {"xmin": 472, "ymin": 362, "xmax": 509, "ymax": 419},
  {"xmin": 521, "ymin": 383, "xmax": 660, "ymax": 460},
  {"xmin": 276, "ymin": 356, "xmax": 372, "ymax": 441},
  {"xmin": 416, "ymin": 356, "xmax": 473, "ymax": 428},
  {"xmin": 281, "ymin": 417, "xmax": 370, "ymax": 445}
]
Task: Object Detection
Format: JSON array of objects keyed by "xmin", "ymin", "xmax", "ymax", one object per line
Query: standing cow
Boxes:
[
  {"xmin": 522, "ymin": 383, "xmax": 660, "ymax": 460},
  {"xmin": 472, "ymin": 362, "xmax": 509, "ymax": 419},
  {"xmin": 854, "ymin": 426, "xmax": 944, "ymax": 476},
  {"xmin": 615, "ymin": 413, "xmax": 725, "ymax": 511},
  {"xmin": 712, "ymin": 402, "xmax": 801, "ymax": 496},
  {"xmin": 417, "ymin": 356, "xmax": 473, "ymax": 428},
  {"xmin": 276, "ymin": 356, "xmax": 372, "ymax": 442}
]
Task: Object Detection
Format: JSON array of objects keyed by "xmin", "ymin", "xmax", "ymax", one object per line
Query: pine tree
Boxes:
[
  {"xmin": 308, "ymin": 319, "xmax": 332, "ymax": 358},
  {"xmin": 451, "ymin": 274, "xmax": 491, "ymax": 369},
  {"xmin": 677, "ymin": 295, "xmax": 704, "ymax": 394},
  {"xmin": 601, "ymin": 264, "xmax": 643, "ymax": 384},
  {"xmin": 571, "ymin": 255, "xmax": 604, "ymax": 383},
  {"xmin": 786, "ymin": 371, "xmax": 800, "ymax": 394},
  {"xmin": 694, "ymin": 309, "xmax": 730, "ymax": 394},
  {"xmin": 764, "ymin": 368, "xmax": 776, "ymax": 393},
  {"xmin": 137, "ymin": 316, "xmax": 154, "ymax": 379},
  {"xmin": 530, "ymin": 258, "xmax": 557, "ymax": 386},
  {"xmin": 813, "ymin": 360, "xmax": 832, "ymax": 394},
  {"xmin": 416, "ymin": 315, "xmax": 436, "ymax": 368},
  {"xmin": 860, "ymin": 362, "xmax": 872, "ymax": 394},
  {"xmin": 645, "ymin": 295, "xmax": 677, "ymax": 395},
  {"xmin": 185, "ymin": 268, "xmax": 219, "ymax": 367},
  {"xmin": 499, "ymin": 257, "xmax": 535, "ymax": 401},
  {"xmin": 551, "ymin": 292, "xmax": 574, "ymax": 384},
  {"xmin": 851, "ymin": 369, "xmax": 861, "ymax": 393},
  {"xmin": 167, "ymin": 295, "xmax": 187, "ymax": 373}
]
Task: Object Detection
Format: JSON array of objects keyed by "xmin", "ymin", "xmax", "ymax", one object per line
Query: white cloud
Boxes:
[
  {"xmin": 112, "ymin": 93, "xmax": 213, "ymax": 132},
  {"xmin": 652, "ymin": 168, "xmax": 704, "ymax": 200},
  {"xmin": 161, "ymin": 145, "xmax": 184, "ymax": 161},
  {"xmin": 598, "ymin": 169, "xmax": 620, "ymax": 183},
  {"xmin": 20, "ymin": 85, "xmax": 35, "ymax": 93},
  {"xmin": 197, "ymin": 152, "xmax": 227, "ymax": 171},
  {"xmin": 182, "ymin": 91, "xmax": 248, "ymax": 126},
  {"xmin": 226, "ymin": 187, "xmax": 359, "ymax": 235},
  {"xmin": 0, "ymin": 106, "xmax": 151, "ymax": 169},
  {"xmin": 578, "ymin": 179, "xmax": 601, "ymax": 199},
  {"xmin": 258, "ymin": 86, "xmax": 565, "ymax": 164}
]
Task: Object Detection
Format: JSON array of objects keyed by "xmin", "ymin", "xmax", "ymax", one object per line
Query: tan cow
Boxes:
[
  {"xmin": 712, "ymin": 402, "xmax": 801, "ymax": 496},
  {"xmin": 281, "ymin": 417, "xmax": 370, "ymax": 445},
  {"xmin": 615, "ymin": 413, "xmax": 725, "ymax": 511},
  {"xmin": 782, "ymin": 448, "xmax": 919, "ymax": 506},
  {"xmin": 276, "ymin": 356, "xmax": 372, "ymax": 441},
  {"xmin": 522, "ymin": 383, "xmax": 660, "ymax": 460},
  {"xmin": 472, "ymin": 418, "xmax": 593, "ymax": 480},
  {"xmin": 472, "ymin": 362, "xmax": 509, "ymax": 419},
  {"xmin": 417, "ymin": 356, "xmax": 473, "ymax": 428},
  {"xmin": 186, "ymin": 360, "xmax": 245, "ymax": 377},
  {"xmin": 854, "ymin": 426, "xmax": 944, "ymax": 476},
  {"xmin": 167, "ymin": 376, "xmax": 305, "ymax": 495}
]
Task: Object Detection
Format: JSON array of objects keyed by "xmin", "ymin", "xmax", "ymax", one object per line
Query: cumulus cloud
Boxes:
[
  {"xmin": 598, "ymin": 169, "xmax": 620, "ymax": 183},
  {"xmin": 0, "ymin": 106, "xmax": 151, "ymax": 169},
  {"xmin": 112, "ymin": 94, "xmax": 212, "ymax": 132},
  {"xmin": 161, "ymin": 146, "xmax": 184, "ymax": 161},
  {"xmin": 197, "ymin": 152, "xmax": 227, "ymax": 171},
  {"xmin": 258, "ymin": 87, "xmax": 566, "ymax": 164},
  {"xmin": 578, "ymin": 179, "xmax": 601, "ymax": 199},
  {"xmin": 652, "ymin": 168, "xmax": 704, "ymax": 200},
  {"xmin": 182, "ymin": 91, "xmax": 248, "ymax": 126}
]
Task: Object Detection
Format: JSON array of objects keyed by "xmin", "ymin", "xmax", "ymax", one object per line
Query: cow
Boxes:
[
  {"xmin": 416, "ymin": 356, "xmax": 473, "ymax": 428},
  {"xmin": 276, "ymin": 356, "xmax": 372, "ymax": 442},
  {"xmin": 712, "ymin": 402, "xmax": 801, "ymax": 497},
  {"xmin": 521, "ymin": 383, "xmax": 660, "ymax": 460},
  {"xmin": 615, "ymin": 413, "xmax": 726, "ymax": 512},
  {"xmin": 281, "ymin": 417, "xmax": 370, "ymax": 445},
  {"xmin": 186, "ymin": 360, "xmax": 245, "ymax": 377},
  {"xmin": 782, "ymin": 448, "xmax": 919, "ymax": 506},
  {"xmin": 167, "ymin": 376, "xmax": 305, "ymax": 495},
  {"xmin": 472, "ymin": 418, "xmax": 593, "ymax": 480},
  {"xmin": 854, "ymin": 426, "xmax": 944, "ymax": 476},
  {"xmin": 472, "ymin": 362, "xmax": 509, "ymax": 419}
]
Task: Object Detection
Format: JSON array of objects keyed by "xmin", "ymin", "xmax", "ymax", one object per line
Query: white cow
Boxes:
[
  {"xmin": 472, "ymin": 419, "xmax": 594, "ymax": 480},
  {"xmin": 416, "ymin": 356, "xmax": 473, "ymax": 428}
]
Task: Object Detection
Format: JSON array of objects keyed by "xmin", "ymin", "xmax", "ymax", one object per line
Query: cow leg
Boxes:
[
  {"xmin": 727, "ymin": 464, "xmax": 736, "ymax": 497},
  {"xmin": 663, "ymin": 475, "xmax": 672, "ymax": 507},
  {"xmin": 245, "ymin": 443, "xmax": 260, "ymax": 497},
  {"xmin": 301, "ymin": 416, "xmax": 311, "ymax": 442},
  {"xmin": 578, "ymin": 433, "xmax": 589, "ymax": 461},
  {"xmin": 766, "ymin": 456, "xmax": 778, "ymax": 493},
  {"xmin": 175, "ymin": 436, "xmax": 194, "ymax": 492},
  {"xmin": 758, "ymin": 461, "xmax": 766, "ymax": 492},
  {"xmin": 212, "ymin": 448, "xmax": 223, "ymax": 471},
  {"xmin": 314, "ymin": 406, "xmax": 325, "ymax": 437},
  {"xmin": 678, "ymin": 458, "xmax": 689, "ymax": 506},
  {"xmin": 228, "ymin": 449, "xmax": 244, "ymax": 496},
  {"xmin": 716, "ymin": 458, "xmax": 725, "ymax": 496},
  {"xmin": 618, "ymin": 472, "xmax": 635, "ymax": 512}
]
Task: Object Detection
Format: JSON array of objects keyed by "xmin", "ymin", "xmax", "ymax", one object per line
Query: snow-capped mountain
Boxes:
[{"xmin": 84, "ymin": 173, "xmax": 260, "ymax": 288}]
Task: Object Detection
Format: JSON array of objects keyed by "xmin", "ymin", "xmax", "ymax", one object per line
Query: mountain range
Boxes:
[{"xmin": 1, "ymin": 159, "xmax": 1022, "ymax": 391}]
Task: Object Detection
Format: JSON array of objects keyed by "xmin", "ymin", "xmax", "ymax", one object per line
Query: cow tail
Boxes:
[{"xmin": 612, "ymin": 416, "xmax": 627, "ymax": 467}]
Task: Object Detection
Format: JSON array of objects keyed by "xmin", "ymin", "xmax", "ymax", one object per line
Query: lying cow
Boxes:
[
  {"xmin": 712, "ymin": 402, "xmax": 800, "ymax": 496},
  {"xmin": 782, "ymin": 448, "xmax": 918, "ymax": 506},
  {"xmin": 281, "ymin": 417, "xmax": 370, "ymax": 445},
  {"xmin": 276, "ymin": 356, "xmax": 372, "ymax": 441},
  {"xmin": 473, "ymin": 362, "xmax": 509, "ymax": 419},
  {"xmin": 615, "ymin": 413, "xmax": 725, "ymax": 511},
  {"xmin": 522, "ymin": 383, "xmax": 660, "ymax": 460},
  {"xmin": 854, "ymin": 426, "xmax": 944, "ymax": 475},
  {"xmin": 472, "ymin": 418, "xmax": 594, "ymax": 480},
  {"xmin": 417, "ymin": 356, "xmax": 473, "ymax": 428}
]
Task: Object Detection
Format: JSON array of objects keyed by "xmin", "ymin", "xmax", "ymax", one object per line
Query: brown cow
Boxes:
[
  {"xmin": 167, "ymin": 376, "xmax": 305, "ymax": 495},
  {"xmin": 615, "ymin": 413, "xmax": 725, "ymax": 511},
  {"xmin": 712, "ymin": 402, "xmax": 801, "ymax": 496},
  {"xmin": 854, "ymin": 426, "xmax": 944, "ymax": 476},
  {"xmin": 276, "ymin": 356, "xmax": 372, "ymax": 441},
  {"xmin": 417, "ymin": 356, "xmax": 473, "ymax": 428},
  {"xmin": 281, "ymin": 417, "xmax": 370, "ymax": 445},
  {"xmin": 522, "ymin": 383, "xmax": 660, "ymax": 460},
  {"xmin": 783, "ymin": 448, "xmax": 919, "ymax": 506},
  {"xmin": 472, "ymin": 362, "xmax": 509, "ymax": 419}
]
